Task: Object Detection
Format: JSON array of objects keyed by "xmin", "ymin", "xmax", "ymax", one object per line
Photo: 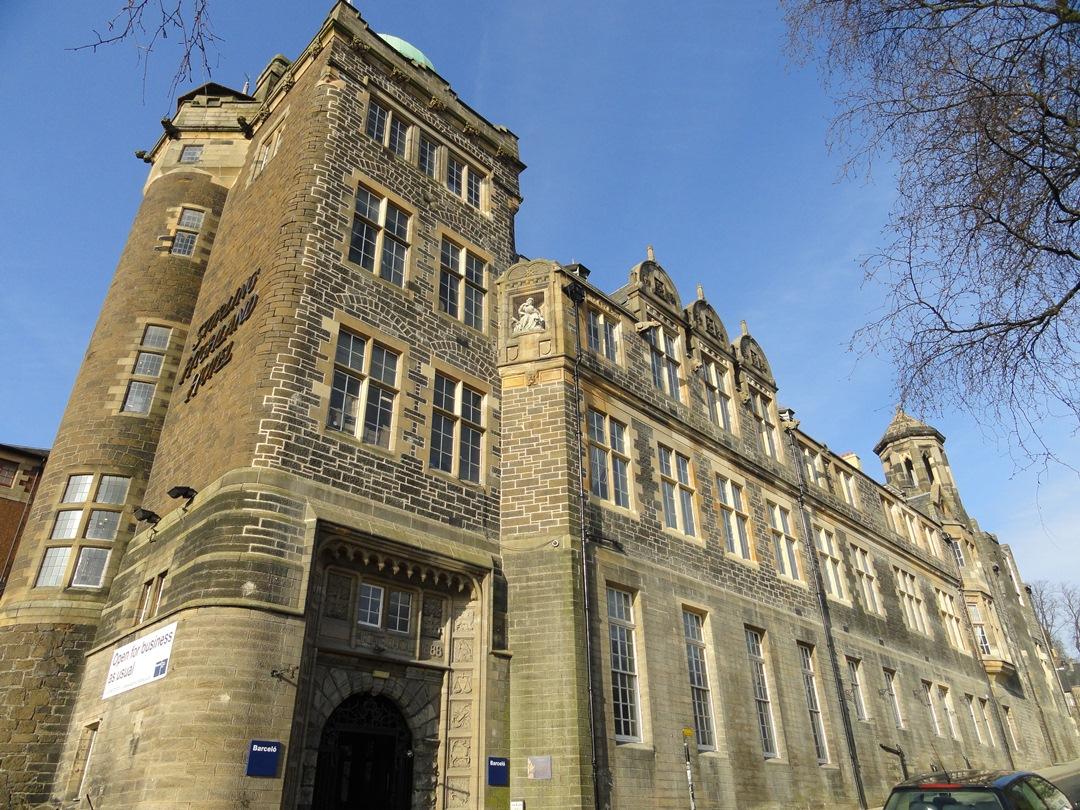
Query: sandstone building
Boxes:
[
  {"xmin": 0, "ymin": 443, "xmax": 48, "ymax": 595},
  {"xmin": 0, "ymin": 4, "xmax": 1075, "ymax": 808}
]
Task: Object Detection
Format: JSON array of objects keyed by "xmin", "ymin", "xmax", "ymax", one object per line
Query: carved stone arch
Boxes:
[
  {"xmin": 734, "ymin": 331, "xmax": 775, "ymax": 386},
  {"xmin": 628, "ymin": 259, "xmax": 682, "ymax": 314},
  {"xmin": 686, "ymin": 299, "xmax": 729, "ymax": 355}
]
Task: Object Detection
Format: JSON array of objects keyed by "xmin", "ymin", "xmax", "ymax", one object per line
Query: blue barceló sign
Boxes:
[
  {"xmin": 246, "ymin": 740, "xmax": 282, "ymax": 777},
  {"xmin": 488, "ymin": 756, "xmax": 509, "ymax": 787}
]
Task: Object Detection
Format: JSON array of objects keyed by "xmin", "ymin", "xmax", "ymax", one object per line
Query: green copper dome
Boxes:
[{"xmin": 377, "ymin": 34, "xmax": 435, "ymax": 71}]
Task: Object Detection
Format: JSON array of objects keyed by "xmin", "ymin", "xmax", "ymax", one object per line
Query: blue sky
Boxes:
[{"xmin": 0, "ymin": 1, "xmax": 1075, "ymax": 587}]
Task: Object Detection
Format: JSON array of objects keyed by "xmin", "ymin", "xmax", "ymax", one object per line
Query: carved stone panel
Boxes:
[{"xmin": 510, "ymin": 293, "xmax": 546, "ymax": 335}]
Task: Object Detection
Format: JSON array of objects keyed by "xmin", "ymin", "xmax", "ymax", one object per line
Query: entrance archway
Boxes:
[{"xmin": 311, "ymin": 693, "xmax": 414, "ymax": 810}]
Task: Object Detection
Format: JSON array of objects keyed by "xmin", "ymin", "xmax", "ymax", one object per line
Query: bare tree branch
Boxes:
[
  {"xmin": 70, "ymin": 0, "xmax": 221, "ymax": 100},
  {"xmin": 785, "ymin": 0, "xmax": 1080, "ymax": 466}
]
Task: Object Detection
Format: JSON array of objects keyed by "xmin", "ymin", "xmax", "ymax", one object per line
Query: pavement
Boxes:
[{"xmin": 1038, "ymin": 758, "xmax": 1080, "ymax": 804}]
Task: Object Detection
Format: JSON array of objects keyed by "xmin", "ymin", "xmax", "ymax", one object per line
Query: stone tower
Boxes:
[{"xmin": 0, "ymin": 82, "xmax": 259, "ymax": 802}]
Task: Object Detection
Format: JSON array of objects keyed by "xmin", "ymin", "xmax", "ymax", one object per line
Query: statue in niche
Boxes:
[{"xmin": 511, "ymin": 296, "xmax": 546, "ymax": 335}]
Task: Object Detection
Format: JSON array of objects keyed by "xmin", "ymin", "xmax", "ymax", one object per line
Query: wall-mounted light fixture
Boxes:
[
  {"xmin": 133, "ymin": 507, "xmax": 161, "ymax": 525},
  {"xmin": 167, "ymin": 486, "xmax": 198, "ymax": 501}
]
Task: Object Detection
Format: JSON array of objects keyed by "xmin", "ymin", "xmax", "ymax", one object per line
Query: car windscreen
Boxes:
[{"xmin": 884, "ymin": 788, "xmax": 1005, "ymax": 810}]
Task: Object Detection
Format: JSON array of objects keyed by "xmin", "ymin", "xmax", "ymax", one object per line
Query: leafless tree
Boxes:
[
  {"xmin": 1061, "ymin": 582, "xmax": 1080, "ymax": 660},
  {"xmin": 1030, "ymin": 579, "xmax": 1064, "ymax": 643},
  {"xmin": 785, "ymin": 0, "xmax": 1080, "ymax": 465},
  {"xmin": 72, "ymin": 0, "xmax": 220, "ymax": 98}
]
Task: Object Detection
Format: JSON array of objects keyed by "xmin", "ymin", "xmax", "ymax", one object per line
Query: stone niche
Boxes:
[{"xmin": 499, "ymin": 259, "xmax": 563, "ymax": 364}]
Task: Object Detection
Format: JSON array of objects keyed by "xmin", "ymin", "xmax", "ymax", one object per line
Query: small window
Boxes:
[
  {"xmin": 51, "ymin": 510, "xmax": 82, "ymax": 540},
  {"xmin": 179, "ymin": 144, "xmax": 203, "ymax": 163},
  {"xmin": 386, "ymin": 590, "xmax": 412, "ymax": 633},
  {"xmin": 348, "ymin": 184, "xmax": 411, "ymax": 286},
  {"xmin": 328, "ymin": 331, "xmax": 400, "ymax": 448},
  {"xmin": 36, "ymin": 548, "xmax": 71, "ymax": 587},
  {"xmin": 138, "ymin": 571, "xmax": 168, "ymax": 623},
  {"xmin": 745, "ymin": 627, "xmax": 778, "ymax": 758},
  {"xmin": 750, "ymin": 390, "xmax": 779, "ymax": 459},
  {"xmin": 178, "ymin": 208, "xmax": 205, "ymax": 229},
  {"xmin": 645, "ymin": 327, "xmax": 682, "ymax": 403},
  {"xmin": 586, "ymin": 309, "xmax": 619, "ymax": 363},
  {"xmin": 716, "ymin": 475, "xmax": 751, "ymax": 559},
  {"xmin": 142, "ymin": 325, "xmax": 172, "ymax": 350},
  {"xmin": 122, "ymin": 380, "xmax": 156, "ymax": 414},
  {"xmin": 702, "ymin": 357, "xmax": 734, "ymax": 431},
  {"xmin": 683, "ymin": 611, "xmax": 714, "ymax": 749},
  {"xmin": 799, "ymin": 643, "xmax": 829, "ymax": 764},
  {"xmin": 0, "ymin": 459, "xmax": 17, "ymax": 488},
  {"xmin": 658, "ymin": 445, "xmax": 696, "ymax": 536},
  {"xmin": 418, "ymin": 135, "xmax": 439, "ymax": 178},
  {"xmin": 607, "ymin": 587, "xmax": 641, "ymax": 742},
  {"xmin": 883, "ymin": 668, "xmax": 904, "ymax": 728},
  {"xmin": 445, "ymin": 152, "xmax": 484, "ymax": 209},
  {"xmin": 438, "ymin": 238, "xmax": 487, "ymax": 330},
  {"xmin": 587, "ymin": 409, "xmax": 631, "ymax": 508},
  {"xmin": 133, "ymin": 352, "xmax": 164, "ymax": 377},
  {"xmin": 62, "ymin": 475, "xmax": 94, "ymax": 504},
  {"xmin": 429, "ymin": 373, "xmax": 485, "ymax": 483},
  {"xmin": 171, "ymin": 231, "xmax": 198, "ymax": 257},
  {"xmin": 768, "ymin": 502, "xmax": 800, "ymax": 580},
  {"xmin": 814, "ymin": 526, "xmax": 846, "ymax": 600},
  {"xmin": 84, "ymin": 511, "xmax": 120, "ymax": 541},
  {"xmin": 357, "ymin": 583, "xmax": 384, "ymax": 627},
  {"xmin": 71, "ymin": 548, "xmax": 110, "ymax": 588},
  {"xmin": 847, "ymin": 658, "xmax": 868, "ymax": 721},
  {"xmin": 95, "ymin": 476, "xmax": 129, "ymax": 505}
]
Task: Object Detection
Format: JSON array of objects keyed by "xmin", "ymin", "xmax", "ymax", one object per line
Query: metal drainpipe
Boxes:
[
  {"xmin": 781, "ymin": 413, "xmax": 867, "ymax": 810},
  {"xmin": 563, "ymin": 279, "xmax": 604, "ymax": 810}
]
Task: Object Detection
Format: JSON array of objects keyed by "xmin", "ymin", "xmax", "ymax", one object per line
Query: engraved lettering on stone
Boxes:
[
  {"xmin": 428, "ymin": 641, "xmax": 444, "ymax": 658},
  {"xmin": 511, "ymin": 296, "xmax": 545, "ymax": 335},
  {"xmin": 324, "ymin": 572, "xmax": 352, "ymax": 620},
  {"xmin": 449, "ymin": 738, "xmax": 471, "ymax": 768},
  {"xmin": 453, "ymin": 606, "xmax": 475, "ymax": 635},
  {"xmin": 452, "ymin": 638, "xmax": 473, "ymax": 664}
]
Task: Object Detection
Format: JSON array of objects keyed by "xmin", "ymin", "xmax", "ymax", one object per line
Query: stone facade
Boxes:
[
  {"xmin": 0, "ymin": 443, "xmax": 48, "ymax": 595},
  {"xmin": 0, "ymin": 3, "xmax": 1075, "ymax": 809}
]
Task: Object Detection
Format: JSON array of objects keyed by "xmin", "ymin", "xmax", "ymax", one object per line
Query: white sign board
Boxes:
[{"xmin": 102, "ymin": 622, "xmax": 177, "ymax": 698}]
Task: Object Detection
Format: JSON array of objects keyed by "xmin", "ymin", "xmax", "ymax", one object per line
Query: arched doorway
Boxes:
[{"xmin": 311, "ymin": 693, "xmax": 414, "ymax": 810}]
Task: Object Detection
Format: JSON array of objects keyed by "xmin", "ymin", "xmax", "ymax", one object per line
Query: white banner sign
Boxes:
[{"xmin": 102, "ymin": 622, "xmax": 177, "ymax": 699}]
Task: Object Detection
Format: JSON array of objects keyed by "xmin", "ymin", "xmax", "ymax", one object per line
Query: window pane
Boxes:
[
  {"xmin": 348, "ymin": 219, "xmax": 378, "ymax": 269},
  {"xmin": 433, "ymin": 373, "xmax": 456, "ymax": 412},
  {"xmin": 179, "ymin": 144, "xmax": 202, "ymax": 163},
  {"xmin": 464, "ymin": 284, "xmax": 484, "ymax": 330},
  {"xmin": 369, "ymin": 345, "xmax": 398, "ymax": 385},
  {"xmin": 335, "ymin": 332, "xmax": 366, "ymax": 372},
  {"xmin": 587, "ymin": 311, "xmax": 601, "ymax": 353},
  {"xmin": 430, "ymin": 412, "xmax": 455, "ymax": 472},
  {"xmin": 35, "ymin": 547, "xmax": 71, "ymax": 587},
  {"xmin": 610, "ymin": 420, "xmax": 626, "ymax": 454},
  {"xmin": 85, "ymin": 510, "xmax": 120, "ymax": 541},
  {"xmin": 381, "ymin": 236, "xmax": 407, "ymax": 285},
  {"xmin": 365, "ymin": 100, "xmax": 387, "ymax": 143},
  {"xmin": 178, "ymin": 208, "xmax": 204, "ymax": 229},
  {"xmin": 0, "ymin": 460, "xmax": 16, "ymax": 488},
  {"xmin": 142, "ymin": 325, "xmax": 171, "ymax": 349},
  {"xmin": 459, "ymin": 425, "xmax": 482, "ymax": 483},
  {"xmin": 388, "ymin": 117, "xmax": 408, "ymax": 157},
  {"xmin": 63, "ymin": 475, "xmax": 94, "ymax": 503},
  {"xmin": 362, "ymin": 386, "xmax": 395, "ymax": 448},
  {"xmin": 461, "ymin": 386, "xmax": 483, "ymax": 424},
  {"xmin": 466, "ymin": 170, "xmax": 482, "ymax": 208},
  {"xmin": 387, "ymin": 590, "xmax": 412, "ymax": 632},
  {"xmin": 51, "ymin": 510, "xmax": 82, "ymax": 539},
  {"xmin": 71, "ymin": 548, "xmax": 110, "ymax": 588},
  {"xmin": 122, "ymin": 381, "xmax": 155, "ymax": 414},
  {"xmin": 134, "ymin": 352, "xmax": 164, "ymax": 377},
  {"xmin": 95, "ymin": 476, "xmax": 130, "ymax": 505},
  {"xmin": 354, "ymin": 186, "xmax": 381, "ymax": 223},
  {"xmin": 612, "ymin": 457, "xmax": 630, "ymax": 507},
  {"xmin": 384, "ymin": 203, "xmax": 409, "ymax": 240},
  {"xmin": 589, "ymin": 446, "xmax": 609, "ymax": 499},
  {"xmin": 328, "ymin": 369, "xmax": 361, "ymax": 433},
  {"xmin": 418, "ymin": 136, "xmax": 438, "ymax": 177},
  {"xmin": 357, "ymin": 583, "xmax": 383, "ymax": 626},
  {"xmin": 447, "ymin": 154, "xmax": 464, "ymax": 195},
  {"xmin": 439, "ymin": 270, "xmax": 459, "ymax": 317},
  {"xmin": 171, "ymin": 231, "xmax": 197, "ymax": 256}
]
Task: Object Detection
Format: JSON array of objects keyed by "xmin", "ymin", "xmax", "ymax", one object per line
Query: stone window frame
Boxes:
[
  {"xmin": 797, "ymin": 642, "xmax": 830, "ymax": 765},
  {"xmin": 883, "ymin": 667, "xmax": 905, "ymax": 729},
  {"xmin": 964, "ymin": 693, "xmax": 984, "ymax": 744},
  {"xmin": 0, "ymin": 458, "xmax": 18, "ymax": 488},
  {"xmin": 656, "ymin": 442, "xmax": 699, "ymax": 540},
  {"xmin": 604, "ymin": 583, "xmax": 645, "ymax": 744},
  {"xmin": 644, "ymin": 324, "xmax": 685, "ymax": 404},
  {"xmin": 812, "ymin": 522, "xmax": 850, "ymax": 605},
  {"xmin": 846, "ymin": 657, "xmax": 869, "ymax": 722},
  {"xmin": 938, "ymin": 683, "xmax": 961, "ymax": 740},
  {"xmin": 744, "ymin": 625, "xmax": 781, "ymax": 759},
  {"xmin": 64, "ymin": 720, "xmax": 100, "ymax": 801},
  {"xmin": 850, "ymin": 542, "xmax": 885, "ymax": 617},
  {"xmin": 433, "ymin": 226, "xmax": 493, "ymax": 334},
  {"xmin": 585, "ymin": 304, "xmax": 621, "ymax": 365},
  {"xmin": 356, "ymin": 580, "xmax": 416, "ymax": 636},
  {"xmin": 922, "ymin": 679, "xmax": 942, "ymax": 736},
  {"xmin": 316, "ymin": 314, "xmax": 410, "ymax": 458},
  {"xmin": 714, "ymin": 465, "xmax": 755, "ymax": 565},
  {"xmin": 583, "ymin": 397, "xmax": 636, "ymax": 515},
  {"xmin": 766, "ymin": 498, "xmax": 804, "ymax": 584},
  {"xmin": 250, "ymin": 109, "xmax": 288, "ymax": 180},
  {"xmin": 1002, "ymin": 704, "xmax": 1021, "ymax": 750},
  {"xmin": 136, "ymin": 569, "xmax": 168, "ymax": 625},
  {"xmin": 36, "ymin": 471, "xmax": 131, "ymax": 591},
  {"xmin": 116, "ymin": 321, "xmax": 179, "ymax": 419},
  {"xmin": 748, "ymin": 386, "xmax": 781, "ymax": 461},
  {"xmin": 894, "ymin": 567, "xmax": 931, "ymax": 635},
  {"xmin": 837, "ymin": 466, "xmax": 859, "ymax": 508},
  {"xmin": 681, "ymin": 607, "xmax": 716, "ymax": 751},
  {"xmin": 978, "ymin": 696, "xmax": 996, "ymax": 747},
  {"xmin": 324, "ymin": 324, "xmax": 404, "ymax": 453},
  {"xmin": 167, "ymin": 203, "xmax": 210, "ymax": 259},
  {"xmin": 800, "ymin": 444, "xmax": 829, "ymax": 490},
  {"xmin": 935, "ymin": 587, "xmax": 969, "ymax": 654},
  {"xmin": 339, "ymin": 171, "xmax": 418, "ymax": 290},
  {"xmin": 699, "ymin": 352, "xmax": 735, "ymax": 435},
  {"xmin": 362, "ymin": 91, "xmax": 490, "ymax": 214},
  {"xmin": 424, "ymin": 363, "xmax": 491, "ymax": 488},
  {"xmin": 178, "ymin": 143, "xmax": 203, "ymax": 164}
]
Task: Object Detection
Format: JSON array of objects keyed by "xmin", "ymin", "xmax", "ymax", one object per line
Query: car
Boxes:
[{"xmin": 883, "ymin": 770, "xmax": 1075, "ymax": 810}]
